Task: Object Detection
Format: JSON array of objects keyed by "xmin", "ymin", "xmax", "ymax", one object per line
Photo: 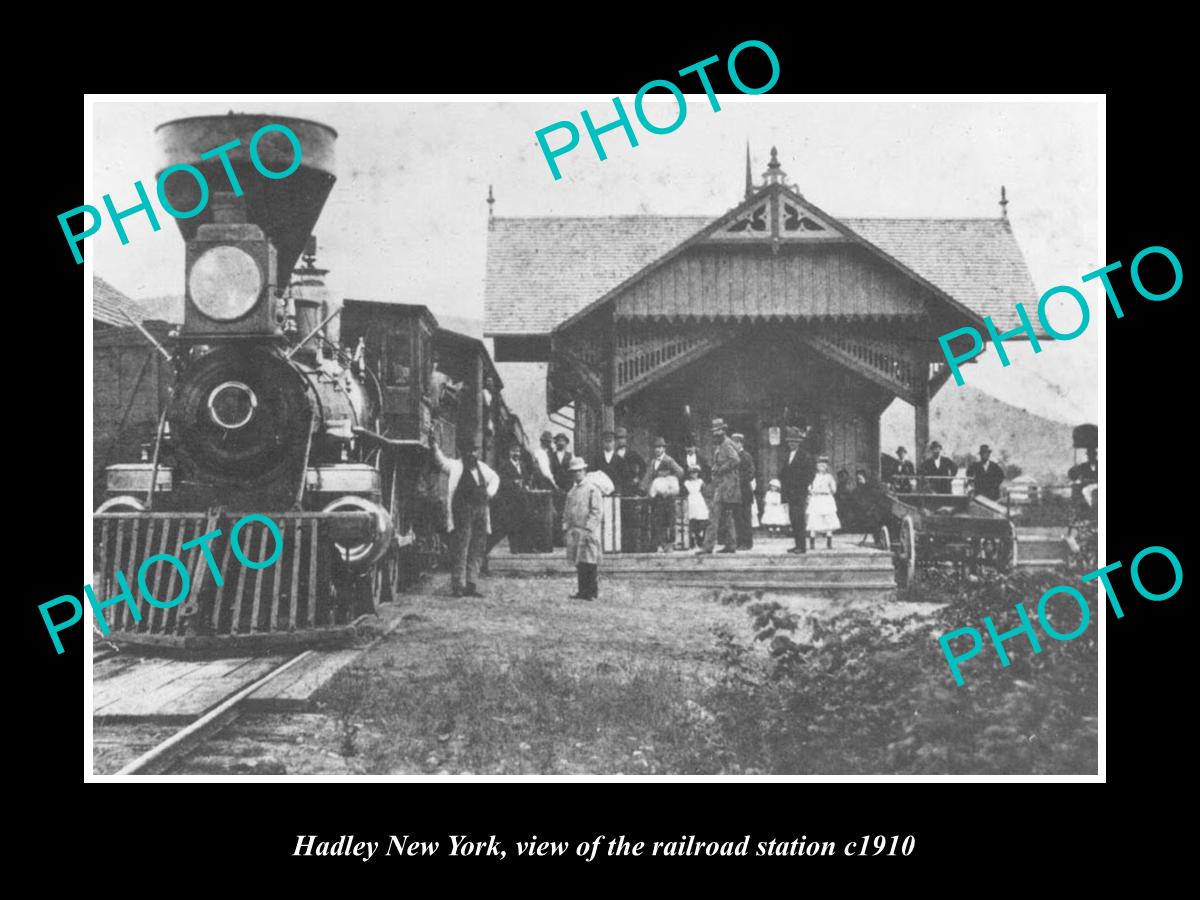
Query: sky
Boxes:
[{"xmin": 91, "ymin": 98, "xmax": 1101, "ymax": 426}]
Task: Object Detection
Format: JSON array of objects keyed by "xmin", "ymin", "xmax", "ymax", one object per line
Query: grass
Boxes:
[{"xmin": 314, "ymin": 577, "xmax": 754, "ymax": 774}]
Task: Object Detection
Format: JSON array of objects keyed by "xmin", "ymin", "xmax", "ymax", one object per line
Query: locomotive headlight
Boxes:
[{"xmin": 188, "ymin": 246, "xmax": 263, "ymax": 321}]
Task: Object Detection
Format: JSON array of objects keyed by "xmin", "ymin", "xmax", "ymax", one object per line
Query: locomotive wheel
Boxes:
[
  {"xmin": 899, "ymin": 515, "xmax": 917, "ymax": 587},
  {"xmin": 875, "ymin": 525, "xmax": 891, "ymax": 552},
  {"xmin": 349, "ymin": 566, "xmax": 384, "ymax": 618}
]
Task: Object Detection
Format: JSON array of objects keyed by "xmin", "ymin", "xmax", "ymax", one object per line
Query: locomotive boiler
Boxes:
[{"xmin": 93, "ymin": 114, "xmax": 440, "ymax": 650}]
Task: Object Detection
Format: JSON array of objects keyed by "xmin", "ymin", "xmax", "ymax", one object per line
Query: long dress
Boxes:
[
  {"xmin": 684, "ymin": 478, "xmax": 709, "ymax": 522},
  {"xmin": 760, "ymin": 488, "xmax": 790, "ymax": 527},
  {"xmin": 806, "ymin": 472, "xmax": 841, "ymax": 533}
]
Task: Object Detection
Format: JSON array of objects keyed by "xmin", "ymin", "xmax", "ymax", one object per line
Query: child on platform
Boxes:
[
  {"xmin": 683, "ymin": 465, "xmax": 709, "ymax": 549},
  {"xmin": 760, "ymin": 477, "xmax": 789, "ymax": 536},
  {"xmin": 807, "ymin": 456, "xmax": 841, "ymax": 550}
]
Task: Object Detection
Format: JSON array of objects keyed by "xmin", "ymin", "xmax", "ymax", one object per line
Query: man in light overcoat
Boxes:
[{"xmin": 563, "ymin": 456, "xmax": 604, "ymax": 600}]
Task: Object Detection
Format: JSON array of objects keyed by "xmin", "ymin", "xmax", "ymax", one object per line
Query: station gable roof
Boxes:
[{"xmin": 484, "ymin": 188, "xmax": 1040, "ymax": 338}]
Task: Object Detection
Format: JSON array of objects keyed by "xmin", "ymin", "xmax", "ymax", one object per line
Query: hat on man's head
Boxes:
[
  {"xmin": 731, "ymin": 432, "xmax": 745, "ymax": 441},
  {"xmin": 979, "ymin": 444, "xmax": 991, "ymax": 453},
  {"xmin": 930, "ymin": 441, "xmax": 943, "ymax": 451},
  {"xmin": 601, "ymin": 429, "xmax": 615, "ymax": 438},
  {"xmin": 568, "ymin": 456, "xmax": 587, "ymax": 471},
  {"xmin": 896, "ymin": 446, "xmax": 908, "ymax": 455},
  {"xmin": 653, "ymin": 436, "xmax": 666, "ymax": 448},
  {"xmin": 784, "ymin": 426, "xmax": 803, "ymax": 441},
  {"xmin": 554, "ymin": 432, "xmax": 569, "ymax": 442},
  {"xmin": 817, "ymin": 455, "xmax": 830, "ymax": 463},
  {"xmin": 614, "ymin": 426, "xmax": 629, "ymax": 439},
  {"xmin": 711, "ymin": 417, "xmax": 727, "ymax": 433},
  {"xmin": 688, "ymin": 465, "xmax": 702, "ymax": 475},
  {"xmin": 769, "ymin": 478, "xmax": 781, "ymax": 489},
  {"xmin": 540, "ymin": 430, "xmax": 553, "ymax": 442}
]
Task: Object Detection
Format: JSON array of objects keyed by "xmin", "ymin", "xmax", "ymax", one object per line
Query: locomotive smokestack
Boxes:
[{"xmin": 155, "ymin": 113, "xmax": 338, "ymax": 289}]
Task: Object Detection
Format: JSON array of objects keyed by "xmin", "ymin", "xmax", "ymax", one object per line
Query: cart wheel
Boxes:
[
  {"xmin": 875, "ymin": 525, "xmax": 891, "ymax": 552},
  {"xmin": 899, "ymin": 515, "xmax": 917, "ymax": 586}
]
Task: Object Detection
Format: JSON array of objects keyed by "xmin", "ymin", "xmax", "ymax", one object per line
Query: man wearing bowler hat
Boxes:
[
  {"xmin": 697, "ymin": 417, "xmax": 741, "ymax": 554},
  {"xmin": 550, "ymin": 432, "xmax": 574, "ymax": 492},
  {"xmin": 615, "ymin": 426, "xmax": 646, "ymax": 496},
  {"xmin": 563, "ymin": 456, "xmax": 604, "ymax": 600},
  {"xmin": 780, "ymin": 425, "xmax": 815, "ymax": 553},
  {"xmin": 591, "ymin": 428, "xmax": 628, "ymax": 494},
  {"xmin": 967, "ymin": 444, "xmax": 1005, "ymax": 501},
  {"xmin": 919, "ymin": 441, "xmax": 958, "ymax": 494}
]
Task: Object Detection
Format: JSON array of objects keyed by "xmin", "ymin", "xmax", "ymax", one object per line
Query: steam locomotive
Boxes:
[{"xmin": 93, "ymin": 114, "xmax": 514, "ymax": 650}]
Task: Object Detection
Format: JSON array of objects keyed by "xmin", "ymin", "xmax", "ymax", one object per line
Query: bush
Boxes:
[{"xmin": 698, "ymin": 567, "xmax": 1098, "ymax": 774}]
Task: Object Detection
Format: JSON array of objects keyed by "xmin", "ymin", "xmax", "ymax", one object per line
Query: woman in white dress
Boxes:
[{"xmin": 806, "ymin": 456, "xmax": 841, "ymax": 550}]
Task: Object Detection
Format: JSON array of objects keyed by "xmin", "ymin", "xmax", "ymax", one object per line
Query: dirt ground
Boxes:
[{"xmin": 279, "ymin": 574, "xmax": 933, "ymax": 775}]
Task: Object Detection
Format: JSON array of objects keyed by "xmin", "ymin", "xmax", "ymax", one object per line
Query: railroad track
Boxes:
[
  {"xmin": 112, "ymin": 650, "xmax": 316, "ymax": 775},
  {"xmin": 95, "ymin": 610, "xmax": 409, "ymax": 776}
]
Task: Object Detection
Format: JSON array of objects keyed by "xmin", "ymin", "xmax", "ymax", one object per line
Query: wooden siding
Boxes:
[
  {"xmin": 613, "ymin": 243, "xmax": 931, "ymax": 321},
  {"xmin": 93, "ymin": 326, "xmax": 174, "ymax": 509}
]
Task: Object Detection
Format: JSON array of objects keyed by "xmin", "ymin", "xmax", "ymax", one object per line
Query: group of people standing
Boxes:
[
  {"xmin": 428, "ymin": 417, "xmax": 1038, "ymax": 601},
  {"xmin": 882, "ymin": 442, "xmax": 1006, "ymax": 500}
]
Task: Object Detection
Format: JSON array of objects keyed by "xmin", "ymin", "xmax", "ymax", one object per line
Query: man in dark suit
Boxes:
[
  {"xmin": 891, "ymin": 446, "xmax": 916, "ymax": 492},
  {"xmin": 488, "ymin": 443, "xmax": 530, "ymax": 554},
  {"xmin": 732, "ymin": 433, "xmax": 756, "ymax": 549},
  {"xmin": 679, "ymin": 435, "xmax": 710, "ymax": 482},
  {"xmin": 614, "ymin": 426, "xmax": 646, "ymax": 496},
  {"xmin": 919, "ymin": 441, "xmax": 958, "ymax": 494},
  {"xmin": 967, "ymin": 444, "xmax": 1005, "ymax": 501},
  {"xmin": 550, "ymin": 432, "xmax": 574, "ymax": 492},
  {"xmin": 590, "ymin": 429, "xmax": 628, "ymax": 494},
  {"xmin": 780, "ymin": 425, "xmax": 815, "ymax": 554}
]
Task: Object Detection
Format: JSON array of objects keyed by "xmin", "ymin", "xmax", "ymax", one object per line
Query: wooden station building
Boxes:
[{"xmin": 484, "ymin": 149, "xmax": 1040, "ymax": 491}]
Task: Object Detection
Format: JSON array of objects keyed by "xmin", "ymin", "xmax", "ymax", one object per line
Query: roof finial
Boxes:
[
  {"xmin": 744, "ymin": 142, "xmax": 754, "ymax": 199},
  {"xmin": 999, "ymin": 185, "xmax": 1009, "ymax": 219},
  {"xmin": 762, "ymin": 146, "xmax": 787, "ymax": 186},
  {"xmin": 487, "ymin": 185, "xmax": 495, "ymax": 230}
]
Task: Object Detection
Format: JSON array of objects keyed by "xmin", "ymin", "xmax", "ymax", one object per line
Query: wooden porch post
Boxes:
[
  {"xmin": 915, "ymin": 362, "xmax": 930, "ymax": 458},
  {"xmin": 603, "ymin": 311, "xmax": 616, "ymax": 432}
]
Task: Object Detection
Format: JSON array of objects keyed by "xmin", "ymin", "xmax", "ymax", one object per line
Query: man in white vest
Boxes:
[{"xmin": 429, "ymin": 433, "xmax": 499, "ymax": 597}]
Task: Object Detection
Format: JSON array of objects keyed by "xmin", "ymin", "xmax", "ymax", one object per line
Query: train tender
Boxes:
[{"xmin": 93, "ymin": 114, "xmax": 518, "ymax": 650}]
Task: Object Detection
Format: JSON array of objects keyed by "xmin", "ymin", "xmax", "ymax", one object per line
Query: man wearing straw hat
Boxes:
[
  {"xmin": 696, "ymin": 417, "xmax": 741, "ymax": 554},
  {"xmin": 563, "ymin": 455, "xmax": 604, "ymax": 600}
]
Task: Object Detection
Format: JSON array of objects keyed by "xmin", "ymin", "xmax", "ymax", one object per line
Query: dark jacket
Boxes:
[
  {"xmin": 677, "ymin": 449, "xmax": 711, "ymax": 483},
  {"xmin": 591, "ymin": 449, "xmax": 629, "ymax": 494},
  {"xmin": 617, "ymin": 448, "xmax": 646, "ymax": 495},
  {"xmin": 919, "ymin": 456, "xmax": 958, "ymax": 494},
  {"xmin": 549, "ymin": 448, "xmax": 574, "ymax": 492},
  {"xmin": 780, "ymin": 446, "xmax": 815, "ymax": 506},
  {"xmin": 710, "ymin": 437, "xmax": 742, "ymax": 503},
  {"xmin": 737, "ymin": 448, "xmax": 756, "ymax": 504},
  {"xmin": 967, "ymin": 460, "xmax": 1005, "ymax": 500}
]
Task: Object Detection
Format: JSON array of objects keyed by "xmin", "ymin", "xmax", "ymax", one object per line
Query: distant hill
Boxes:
[{"xmin": 881, "ymin": 385, "xmax": 1079, "ymax": 484}]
